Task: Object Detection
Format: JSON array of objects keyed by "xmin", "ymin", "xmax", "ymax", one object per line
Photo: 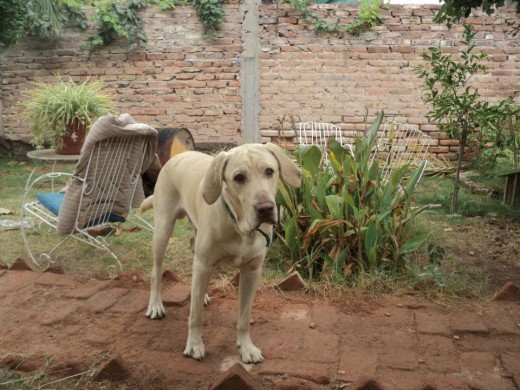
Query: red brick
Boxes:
[{"xmin": 258, "ymin": 360, "xmax": 331, "ymax": 384}]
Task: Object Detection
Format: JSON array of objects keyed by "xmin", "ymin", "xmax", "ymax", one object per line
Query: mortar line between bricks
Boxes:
[
  {"xmin": 335, "ymin": 330, "xmax": 345, "ymax": 385},
  {"xmin": 411, "ymin": 309, "xmax": 420, "ymax": 372}
]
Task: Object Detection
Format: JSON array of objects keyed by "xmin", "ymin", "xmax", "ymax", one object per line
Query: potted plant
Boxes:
[{"xmin": 22, "ymin": 77, "xmax": 114, "ymax": 154}]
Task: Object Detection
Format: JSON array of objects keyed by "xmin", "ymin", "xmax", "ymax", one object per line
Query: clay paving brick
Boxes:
[
  {"xmin": 502, "ymin": 353, "xmax": 520, "ymax": 375},
  {"xmin": 255, "ymin": 323, "xmax": 339, "ymax": 363},
  {"xmin": 85, "ymin": 287, "xmax": 129, "ymax": 313},
  {"xmin": 379, "ymin": 369, "xmax": 434, "ymax": 390},
  {"xmin": 64, "ymin": 279, "xmax": 112, "ymax": 300},
  {"xmin": 415, "ymin": 311, "xmax": 450, "ymax": 336},
  {"xmin": 423, "ymin": 373, "xmax": 468, "ymax": 390},
  {"xmin": 417, "ymin": 334, "xmax": 460, "ymax": 373},
  {"xmin": 210, "ymin": 362, "xmax": 263, "ymax": 390},
  {"xmin": 460, "ymin": 351, "xmax": 497, "ymax": 371},
  {"xmin": 94, "ymin": 352, "xmax": 131, "ymax": 382},
  {"xmin": 108, "ymin": 289, "xmax": 149, "ymax": 314},
  {"xmin": 163, "ymin": 283, "xmax": 191, "ymax": 306},
  {"xmin": 257, "ymin": 360, "xmax": 331, "ymax": 384},
  {"xmin": 8, "ymin": 256, "xmax": 38, "ymax": 271},
  {"xmin": 493, "ymin": 282, "xmax": 520, "ymax": 302},
  {"xmin": 464, "ymin": 372, "xmax": 516, "ymax": 390},
  {"xmin": 0, "ymin": 271, "xmax": 39, "ymax": 294},
  {"xmin": 38, "ymin": 299, "xmax": 84, "ymax": 325},
  {"xmin": 310, "ymin": 303, "xmax": 341, "ymax": 331},
  {"xmin": 34, "ymin": 271, "xmax": 77, "ymax": 287},
  {"xmin": 337, "ymin": 347, "xmax": 378, "ymax": 383},
  {"xmin": 273, "ymin": 377, "xmax": 321, "ymax": 390},
  {"xmin": 378, "ymin": 331, "xmax": 418, "ymax": 370},
  {"xmin": 380, "ymin": 349, "xmax": 419, "ymax": 371},
  {"xmin": 486, "ymin": 311, "xmax": 520, "ymax": 335},
  {"xmin": 276, "ymin": 271, "xmax": 306, "ymax": 291},
  {"xmin": 450, "ymin": 312, "xmax": 489, "ymax": 334}
]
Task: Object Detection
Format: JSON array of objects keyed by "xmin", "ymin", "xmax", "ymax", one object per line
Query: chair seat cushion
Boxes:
[
  {"xmin": 36, "ymin": 193, "xmax": 64, "ymax": 215},
  {"xmin": 36, "ymin": 193, "xmax": 125, "ymax": 226}
]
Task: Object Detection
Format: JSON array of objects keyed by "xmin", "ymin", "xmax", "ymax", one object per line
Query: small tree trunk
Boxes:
[
  {"xmin": 509, "ymin": 116, "xmax": 518, "ymax": 170},
  {"xmin": 450, "ymin": 124, "xmax": 469, "ymax": 214}
]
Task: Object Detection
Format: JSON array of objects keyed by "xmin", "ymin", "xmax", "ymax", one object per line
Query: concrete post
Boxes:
[{"xmin": 240, "ymin": 0, "xmax": 261, "ymax": 144}]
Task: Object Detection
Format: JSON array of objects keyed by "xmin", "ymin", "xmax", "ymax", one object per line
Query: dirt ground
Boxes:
[
  {"xmin": 1, "ymin": 216, "xmax": 520, "ymax": 389},
  {"xmin": 432, "ymin": 216, "xmax": 520, "ymax": 292}
]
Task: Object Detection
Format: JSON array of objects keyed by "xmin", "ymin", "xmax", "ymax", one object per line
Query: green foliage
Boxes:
[
  {"xmin": 286, "ymin": 0, "xmax": 387, "ymax": 36},
  {"xmin": 85, "ymin": 0, "xmax": 149, "ymax": 51},
  {"xmin": 413, "ymin": 24, "xmax": 518, "ymax": 213},
  {"xmin": 22, "ymin": 77, "xmax": 114, "ymax": 150},
  {"xmin": 190, "ymin": 0, "xmax": 225, "ymax": 40},
  {"xmin": 276, "ymin": 112, "xmax": 429, "ymax": 280},
  {"xmin": 0, "ymin": 0, "xmax": 30, "ymax": 51},
  {"xmin": 0, "ymin": 0, "xmax": 87, "ymax": 52},
  {"xmin": 435, "ymin": 0, "xmax": 520, "ymax": 34},
  {"xmin": 346, "ymin": 0, "xmax": 388, "ymax": 35}
]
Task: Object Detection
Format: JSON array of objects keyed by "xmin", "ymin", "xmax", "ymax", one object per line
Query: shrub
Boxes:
[{"xmin": 276, "ymin": 112, "xmax": 429, "ymax": 280}]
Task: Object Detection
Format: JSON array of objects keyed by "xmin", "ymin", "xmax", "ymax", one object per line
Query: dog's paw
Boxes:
[
  {"xmin": 240, "ymin": 344, "xmax": 264, "ymax": 364},
  {"xmin": 183, "ymin": 340, "xmax": 205, "ymax": 361},
  {"xmin": 146, "ymin": 302, "xmax": 166, "ymax": 319},
  {"xmin": 204, "ymin": 293, "xmax": 210, "ymax": 306}
]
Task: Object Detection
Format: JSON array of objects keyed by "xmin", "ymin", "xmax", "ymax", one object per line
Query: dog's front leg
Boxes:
[
  {"xmin": 237, "ymin": 263, "xmax": 264, "ymax": 363},
  {"xmin": 184, "ymin": 257, "xmax": 211, "ymax": 360}
]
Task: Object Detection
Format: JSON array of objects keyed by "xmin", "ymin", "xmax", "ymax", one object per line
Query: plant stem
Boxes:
[{"xmin": 450, "ymin": 121, "xmax": 468, "ymax": 214}]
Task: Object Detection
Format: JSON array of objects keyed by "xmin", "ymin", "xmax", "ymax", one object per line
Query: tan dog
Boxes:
[{"xmin": 141, "ymin": 143, "xmax": 301, "ymax": 363}]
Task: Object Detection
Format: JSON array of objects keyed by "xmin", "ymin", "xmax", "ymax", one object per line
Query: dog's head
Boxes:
[{"xmin": 201, "ymin": 143, "xmax": 302, "ymax": 235}]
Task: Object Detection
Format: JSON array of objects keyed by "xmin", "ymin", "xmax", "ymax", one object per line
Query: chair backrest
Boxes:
[
  {"xmin": 372, "ymin": 121, "xmax": 432, "ymax": 183},
  {"xmin": 298, "ymin": 122, "xmax": 343, "ymax": 148},
  {"xmin": 77, "ymin": 135, "xmax": 149, "ymax": 230},
  {"xmin": 56, "ymin": 133, "xmax": 155, "ymax": 235}
]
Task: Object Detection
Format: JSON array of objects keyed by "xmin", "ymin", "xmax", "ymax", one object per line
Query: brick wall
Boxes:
[{"xmin": 1, "ymin": 3, "xmax": 519, "ymax": 160}]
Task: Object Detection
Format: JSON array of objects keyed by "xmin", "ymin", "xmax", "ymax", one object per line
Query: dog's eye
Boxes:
[
  {"xmin": 234, "ymin": 173, "xmax": 246, "ymax": 184},
  {"xmin": 265, "ymin": 168, "xmax": 274, "ymax": 178}
]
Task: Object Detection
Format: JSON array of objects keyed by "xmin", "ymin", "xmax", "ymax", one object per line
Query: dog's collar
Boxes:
[{"xmin": 221, "ymin": 197, "xmax": 271, "ymax": 248}]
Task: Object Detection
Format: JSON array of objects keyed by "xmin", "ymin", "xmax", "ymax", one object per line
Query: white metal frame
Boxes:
[
  {"xmin": 21, "ymin": 135, "xmax": 154, "ymax": 274},
  {"xmin": 298, "ymin": 122, "xmax": 354, "ymax": 163},
  {"xmin": 372, "ymin": 121, "xmax": 432, "ymax": 183}
]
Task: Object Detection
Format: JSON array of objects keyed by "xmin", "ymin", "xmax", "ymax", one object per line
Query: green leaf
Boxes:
[
  {"xmin": 325, "ymin": 195, "xmax": 344, "ymax": 219},
  {"xmin": 399, "ymin": 232, "xmax": 430, "ymax": 255}
]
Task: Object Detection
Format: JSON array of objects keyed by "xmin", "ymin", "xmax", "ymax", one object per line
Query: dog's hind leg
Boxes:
[{"xmin": 146, "ymin": 207, "xmax": 179, "ymax": 320}]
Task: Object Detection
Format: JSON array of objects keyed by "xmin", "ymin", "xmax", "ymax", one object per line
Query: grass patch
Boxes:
[{"xmin": 1, "ymin": 157, "xmax": 518, "ymax": 302}]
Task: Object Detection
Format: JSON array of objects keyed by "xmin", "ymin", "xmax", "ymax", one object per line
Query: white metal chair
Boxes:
[
  {"xmin": 371, "ymin": 121, "xmax": 432, "ymax": 183},
  {"xmin": 21, "ymin": 114, "xmax": 158, "ymax": 274},
  {"xmin": 298, "ymin": 122, "xmax": 353, "ymax": 163}
]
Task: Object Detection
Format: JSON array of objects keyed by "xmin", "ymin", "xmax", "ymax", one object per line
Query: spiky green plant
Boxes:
[
  {"xmin": 276, "ymin": 112, "xmax": 429, "ymax": 280},
  {"xmin": 22, "ymin": 77, "xmax": 114, "ymax": 150}
]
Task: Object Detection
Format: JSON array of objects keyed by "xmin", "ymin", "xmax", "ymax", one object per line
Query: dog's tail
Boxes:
[{"xmin": 140, "ymin": 195, "xmax": 154, "ymax": 213}]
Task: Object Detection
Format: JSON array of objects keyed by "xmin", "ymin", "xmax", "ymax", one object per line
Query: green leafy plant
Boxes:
[
  {"xmin": 22, "ymin": 77, "xmax": 114, "ymax": 150},
  {"xmin": 346, "ymin": 0, "xmax": 388, "ymax": 35},
  {"xmin": 190, "ymin": 0, "xmax": 225, "ymax": 40},
  {"xmin": 414, "ymin": 24, "xmax": 517, "ymax": 214},
  {"xmin": 0, "ymin": 0, "xmax": 87, "ymax": 52},
  {"xmin": 287, "ymin": 0, "xmax": 387, "ymax": 36},
  {"xmin": 85, "ymin": 0, "xmax": 149, "ymax": 51},
  {"xmin": 276, "ymin": 112, "xmax": 429, "ymax": 280}
]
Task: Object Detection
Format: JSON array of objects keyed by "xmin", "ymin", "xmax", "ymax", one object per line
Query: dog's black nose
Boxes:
[{"xmin": 254, "ymin": 200, "xmax": 275, "ymax": 220}]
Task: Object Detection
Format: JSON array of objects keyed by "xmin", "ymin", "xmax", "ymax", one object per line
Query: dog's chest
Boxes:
[{"xmin": 216, "ymin": 233, "xmax": 267, "ymax": 267}]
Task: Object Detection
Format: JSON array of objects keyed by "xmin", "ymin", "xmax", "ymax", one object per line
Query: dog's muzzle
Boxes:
[{"xmin": 254, "ymin": 200, "xmax": 276, "ymax": 225}]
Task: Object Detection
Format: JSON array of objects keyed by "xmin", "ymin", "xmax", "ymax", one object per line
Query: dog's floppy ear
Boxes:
[
  {"xmin": 201, "ymin": 151, "xmax": 228, "ymax": 204},
  {"xmin": 265, "ymin": 143, "xmax": 302, "ymax": 188}
]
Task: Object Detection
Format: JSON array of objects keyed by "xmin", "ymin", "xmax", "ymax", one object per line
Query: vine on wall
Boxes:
[
  {"xmin": 1, "ymin": 0, "xmax": 385, "ymax": 53},
  {"xmin": 288, "ymin": 0, "xmax": 389, "ymax": 36}
]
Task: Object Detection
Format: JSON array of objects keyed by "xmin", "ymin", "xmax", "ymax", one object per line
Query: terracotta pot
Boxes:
[{"xmin": 56, "ymin": 120, "xmax": 87, "ymax": 155}]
